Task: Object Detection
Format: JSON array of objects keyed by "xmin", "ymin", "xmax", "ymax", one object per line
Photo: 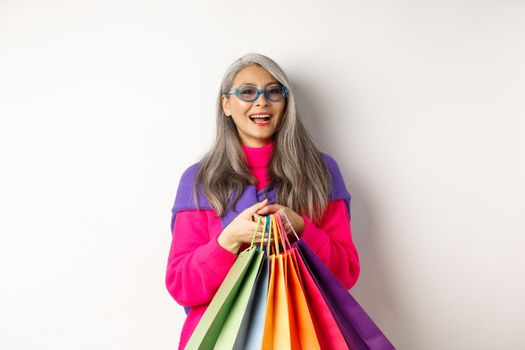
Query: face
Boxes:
[{"xmin": 221, "ymin": 64, "xmax": 287, "ymax": 147}]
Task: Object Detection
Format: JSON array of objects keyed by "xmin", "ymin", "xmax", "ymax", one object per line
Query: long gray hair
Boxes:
[{"xmin": 193, "ymin": 53, "xmax": 332, "ymax": 224}]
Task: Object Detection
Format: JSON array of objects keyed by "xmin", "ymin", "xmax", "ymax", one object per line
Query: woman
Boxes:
[{"xmin": 166, "ymin": 53, "xmax": 360, "ymax": 349}]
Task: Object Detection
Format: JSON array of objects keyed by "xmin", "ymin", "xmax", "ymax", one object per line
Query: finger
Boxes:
[
  {"xmin": 253, "ymin": 236, "xmax": 272, "ymax": 242},
  {"xmin": 243, "ymin": 198, "xmax": 269, "ymax": 217},
  {"xmin": 253, "ymin": 237, "xmax": 275, "ymax": 245},
  {"xmin": 250, "ymin": 223, "xmax": 267, "ymax": 236},
  {"xmin": 252, "ymin": 213, "xmax": 264, "ymax": 222},
  {"xmin": 257, "ymin": 204, "xmax": 282, "ymax": 215}
]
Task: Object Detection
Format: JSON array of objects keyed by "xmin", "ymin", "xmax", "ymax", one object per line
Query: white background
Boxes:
[{"xmin": 1, "ymin": 0, "xmax": 524, "ymax": 349}]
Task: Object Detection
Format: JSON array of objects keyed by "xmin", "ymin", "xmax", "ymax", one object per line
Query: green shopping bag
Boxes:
[
  {"xmin": 233, "ymin": 217, "xmax": 272, "ymax": 350},
  {"xmin": 185, "ymin": 217, "xmax": 267, "ymax": 350},
  {"xmin": 213, "ymin": 250, "xmax": 264, "ymax": 348},
  {"xmin": 233, "ymin": 256, "xmax": 269, "ymax": 349}
]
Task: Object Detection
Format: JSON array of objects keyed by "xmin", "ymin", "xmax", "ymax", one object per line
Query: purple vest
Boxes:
[{"xmin": 170, "ymin": 152, "xmax": 351, "ymax": 234}]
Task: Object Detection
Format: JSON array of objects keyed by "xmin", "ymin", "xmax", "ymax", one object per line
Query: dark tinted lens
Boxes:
[
  {"xmin": 266, "ymin": 85, "xmax": 285, "ymax": 101},
  {"xmin": 239, "ymin": 86, "xmax": 257, "ymax": 100}
]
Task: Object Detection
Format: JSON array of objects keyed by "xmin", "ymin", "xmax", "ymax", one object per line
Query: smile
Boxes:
[{"xmin": 249, "ymin": 113, "xmax": 272, "ymax": 125}]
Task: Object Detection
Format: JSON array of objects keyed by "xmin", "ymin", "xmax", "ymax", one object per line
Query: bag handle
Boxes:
[
  {"xmin": 274, "ymin": 212, "xmax": 292, "ymax": 251},
  {"xmin": 264, "ymin": 215, "xmax": 271, "ymax": 255},
  {"xmin": 259, "ymin": 216, "xmax": 268, "ymax": 251},
  {"xmin": 249, "ymin": 216, "xmax": 265, "ymax": 250},
  {"xmin": 271, "ymin": 214, "xmax": 280, "ymax": 255},
  {"xmin": 277, "ymin": 210, "xmax": 301, "ymax": 241}
]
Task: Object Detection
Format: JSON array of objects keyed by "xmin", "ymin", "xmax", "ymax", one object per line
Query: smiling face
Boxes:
[{"xmin": 221, "ymin": 64, "xmax": 287, "ymax": 147}]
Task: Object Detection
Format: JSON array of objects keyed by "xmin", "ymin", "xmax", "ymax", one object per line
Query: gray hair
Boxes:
[{"xmin": 193, "ymin": 53, "xmax": 332, "ymax": 223}]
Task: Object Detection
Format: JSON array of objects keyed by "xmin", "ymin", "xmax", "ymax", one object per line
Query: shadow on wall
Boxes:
[
  {"xmin": 291, "ymin": 71, "xmax": 407, "ymax": 348},
  {"xmin": 347, "ymin": 184, "xmax": 404, "ymax": 348}
]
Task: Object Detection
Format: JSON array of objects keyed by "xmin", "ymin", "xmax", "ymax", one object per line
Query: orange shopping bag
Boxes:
[
  {"xmin": 262, "ymin": 213, "xmax": 321, "ymax": 350},
  {"xmin": 262, "ymin": 215, "xmax": 291, "ymax": 349},
  {"xmin": 275, "ymin": 213, "xmax": 347, "ymax": 349}
]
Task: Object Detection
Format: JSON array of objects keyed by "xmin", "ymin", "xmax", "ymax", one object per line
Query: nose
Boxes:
[{"xmin": 254, "ymin": 91, "xmax": 270, "ymax": 106}]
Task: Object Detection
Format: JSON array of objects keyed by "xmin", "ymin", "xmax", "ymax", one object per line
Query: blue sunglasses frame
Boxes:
[{"xmin": 224, "ymin": 85, "xmax": 289, "ymax": 102}]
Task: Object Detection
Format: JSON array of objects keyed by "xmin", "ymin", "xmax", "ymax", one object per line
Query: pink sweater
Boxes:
[{"xmin": 165, "ymin": 141, "xmax": 360, "ymax": 349}]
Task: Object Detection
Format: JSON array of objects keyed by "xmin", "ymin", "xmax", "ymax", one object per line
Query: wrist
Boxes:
[
  {"xmin": 218, "ymin": 229, "xmax": 241, "ymax": 254},
  {"xmin": 297, "ymin": 216, "xmax": 308, "ymax": 236}
]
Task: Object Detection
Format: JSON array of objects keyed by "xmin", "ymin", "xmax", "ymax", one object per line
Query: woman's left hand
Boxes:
[{"xmin": 255, "ymin": 204, "xmax": 306, "ymax": 237}]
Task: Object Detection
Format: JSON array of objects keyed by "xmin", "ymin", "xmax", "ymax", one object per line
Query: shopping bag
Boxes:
[
  {"xmin": 280, "ymin": 211, "xmax": 396, "ymax": 350},
  {"xmin": 292, "ymin": 248, "xmax": 349, "ymax": 349},
  {"xmin": 262, "ymin": 215, "xmax": 292, "ymax": 349},
  {"xmin": 261, "ymin": 214, "xmax": 321, "ymax": 349},
  {"xmin": 272, "ymin": 213, "xmax": 320, "ymax": 349},
  {"xmin": 275, "ymin": 213, "xmax": 346, "ymax": 350},
  {"xmin": 233, "ymin": 256, "xmax": 270, "ymax": 350},
  {"xmin": 213, "ymin": 250, "xmax": 264, "ymax": 348},
  {"xmin": 297, "ymin": 240, "xmax": 395, "ymax": 350},
  {"xmin": 233, "ymin": 218, "xmax": 272, "ymax": 350},
  {"xmin": 185, "ymin": 217, "xmax": 267, "ymax": 350}
]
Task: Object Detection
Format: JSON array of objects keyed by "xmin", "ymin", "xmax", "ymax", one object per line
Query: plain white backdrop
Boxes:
[{"xmin": 1, "ymin": 0, "xmax": 524, "ymax": 349}]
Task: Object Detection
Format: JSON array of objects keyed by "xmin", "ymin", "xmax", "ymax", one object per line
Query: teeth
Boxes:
[{"xmin": 249, "ymin": 114, "xmax": 271, "ymax": 118}]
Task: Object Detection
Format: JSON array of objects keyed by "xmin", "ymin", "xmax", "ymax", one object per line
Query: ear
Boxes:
[{"xmin": 221, "ymin": 95, "xmax": 231, "ymax": 117}]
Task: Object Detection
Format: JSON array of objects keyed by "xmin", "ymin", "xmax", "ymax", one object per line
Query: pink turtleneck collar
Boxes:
[
  {"xmin": 241, "ymin": 140, "xmax": 274, "ymax": 168},
  {"xmin": 241, "ymin": 140, "xmax": 274, "ymax": 189}
]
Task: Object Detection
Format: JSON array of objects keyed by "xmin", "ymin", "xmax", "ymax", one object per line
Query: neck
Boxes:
[{"xmin": 241, "ymin": 139, "xmax": 274, "ymax": 148}]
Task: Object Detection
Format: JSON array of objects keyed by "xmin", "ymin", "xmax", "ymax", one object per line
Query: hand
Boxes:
[
  {"xmin": 255, "ymin": 203, "xmax": 306, "ymax": 239},
  {"xmin": 218, "ymin": 199, "xmax": 270, "ymax": 254}
]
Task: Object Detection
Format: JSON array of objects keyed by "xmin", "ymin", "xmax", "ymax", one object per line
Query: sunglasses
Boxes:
[{"xmin": 224, "ymin": 84, "xmax": 289, "ymax": 102}]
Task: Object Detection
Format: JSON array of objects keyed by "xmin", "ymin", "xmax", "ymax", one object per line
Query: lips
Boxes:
[{"xmin": 249, "ymin": 113, "xmax": 272, "ymax": 124}]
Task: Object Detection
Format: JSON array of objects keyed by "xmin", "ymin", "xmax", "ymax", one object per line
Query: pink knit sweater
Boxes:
[{"xmin": 165, "ymin": 141, "xmax": 360, "ymax": 349}]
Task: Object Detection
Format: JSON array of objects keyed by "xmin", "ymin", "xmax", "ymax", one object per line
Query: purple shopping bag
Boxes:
[{"xmin": 296, "ymin": 240, "xmax": 396, "ymax": 350}]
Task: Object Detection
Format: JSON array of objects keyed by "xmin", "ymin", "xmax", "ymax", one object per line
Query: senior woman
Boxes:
[{"xmin": 166, "ymin": 53, "xmax": 360, "ymax": 349}]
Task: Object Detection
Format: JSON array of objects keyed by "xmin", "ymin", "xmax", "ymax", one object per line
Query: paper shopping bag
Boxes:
[
  {"xmin": 285, "ymin": 251, "xmax": 321, "ymax": 349},
  {"xmin": 297, "ymin": 240, "xmax": 396, "ymax": 350},
  {"xmin": 291, "ymin": 248, "xmax": 348, "ymax": 349},
  {"xmin": 261, "ymin": 253, "xmax": 291, "ymax": 349},
  {"xmin": 213, "ymin": 250, "xmax": 265, "ymax": 348},
  {"xmin": 186, "ymin": 217, "xmax": 268, "ymax": 350},
  {"xmin": 270, "ymin": 212, "xmax": 320, "ymax": 349},
  {"xmin": 233, "ymin": 256, "xmax": 270, "ymax": 350},
  {"xmin": 273, "ymin": 211, "xmax": 346, "ymax": 349},
  {"xmin": 185, "ymin": 246, "xmax": 258, "ymax": 349}
]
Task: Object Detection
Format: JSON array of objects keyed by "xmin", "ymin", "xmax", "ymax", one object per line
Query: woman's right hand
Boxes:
[{"xmin": 218, "ymin": 198, "xmax": 269, "ymax": 254}]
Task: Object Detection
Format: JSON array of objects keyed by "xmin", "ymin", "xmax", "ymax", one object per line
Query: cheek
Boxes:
[
  {"xmin": 274, "ymin": 104, "xmax": 286, "ymax": 120},
  {"xmin": 275, "ymin": 102, "xmax": 286, "ymax": 116},
  {"xmin": 231, "ymin": 101, "xmax": 250, "ymax": 117}
]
